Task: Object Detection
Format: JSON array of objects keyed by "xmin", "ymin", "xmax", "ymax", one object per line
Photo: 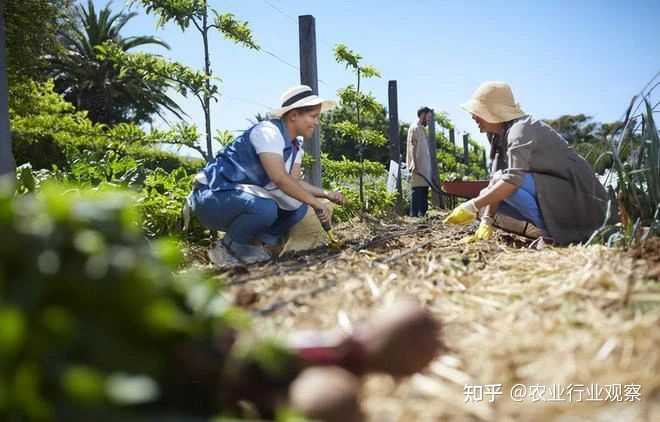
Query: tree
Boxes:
[
  {"xmin": 545, "ymin": 114, "xmax": 624, "ymax": 173},
  {"xmin": 49, "ymin": 0, "xmax": 184, "ymax": 125},
  {"xmin": 135, "ymin": 0, "xmax": 259, "ymax": 160},
  {"xmin": 333, "ymin": 43, "xmax": 385, "ymax": 207},
  {"xmin": 320, "ymin": 97, "xmax": 389, "ymax": 164},
  {"xmin": 4, "ymin": 0, "xmax": 72, "ymax": 83},
  {"xmin": 544, "ymin": 114, "xmax": 598, "ymax": 144}
]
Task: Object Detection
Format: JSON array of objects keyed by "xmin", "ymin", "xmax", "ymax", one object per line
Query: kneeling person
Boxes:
[
  {"xmin": 190, "ymin": 85, "xmax": 345, "ymax": 263},
  {"xmin": 444, "ymin": 81, "xmax": 608, "ymax": 245}
]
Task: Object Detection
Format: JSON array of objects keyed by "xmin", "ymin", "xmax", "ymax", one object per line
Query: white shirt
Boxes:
[{"xmin": 238, "ymin": 121, "xmax": 304, "ymax": 210}]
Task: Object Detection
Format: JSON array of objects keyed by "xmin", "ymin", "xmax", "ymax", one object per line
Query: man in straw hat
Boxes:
[
  {"xmin": 189, "ymin": 85, "xmax": 345, "ymax": 264},
  {"xmin": 443, "ymin": 81, "xmax": 608, "ymax": 245}
]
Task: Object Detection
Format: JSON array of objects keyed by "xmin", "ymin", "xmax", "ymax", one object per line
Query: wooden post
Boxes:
[
  {"xmin": 0, "ymin": 5, "xmax": 15, "ymax": 181},
  {"xmin": 298, "ymin": 15, "xmax": 321, "ymax": 187},
  {"xmin": 462, "ymin": 133, "xmax": 469, "ymax": 164},
  {"xmin": 482, "ymin": 149, "xmax": 488, "ymax": 174},
  {"xmin": 449, "ymin": 128, "xmax": 456, "ymax": 164},
  {"xmin": 387, "ymin": 80, "xmax": 403, "ymax": 212},
  {"xmin": 427, "ymin": 110, "xmax": 443, "ymax": 208}
]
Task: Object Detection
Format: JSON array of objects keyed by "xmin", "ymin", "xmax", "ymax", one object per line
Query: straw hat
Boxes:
[
  {"xmin": 271, "ymin": 85, "xmax": 336, "ymax": 118},
  {"xmin": 461, "ymin": 81, "xmax": 526, "ymax": 123}
]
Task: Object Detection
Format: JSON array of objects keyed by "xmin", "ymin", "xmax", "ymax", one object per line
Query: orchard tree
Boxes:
[
  {"xmin": 333, "ymin": 43, "xmax": 385, "ymax": 207},
  {"xmin": 134, "ymin": 0, "xmax": 259, "ymax": 160}
]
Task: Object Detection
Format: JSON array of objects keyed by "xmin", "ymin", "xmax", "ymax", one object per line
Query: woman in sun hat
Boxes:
[
  {"xmin": 189, "ymin": 85, "xmax": 345, "ymax": 264},
  {"xmin": 443, "ymin": 81, "xmax": 609, "ymax": 245}
]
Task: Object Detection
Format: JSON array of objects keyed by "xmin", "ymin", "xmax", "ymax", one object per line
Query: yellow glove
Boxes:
[
  {"xmin": 460, "ymin": 218, "xmax": 495, "ymax": 243},
  {"xmin": 443, "ymin": 200, "xmax": 478, "ymax": 225}
]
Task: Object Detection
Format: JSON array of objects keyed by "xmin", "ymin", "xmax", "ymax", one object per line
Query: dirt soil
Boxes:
[{"xmin": 205, "ymin": 211, "xmax": 660, "ymax": 422}]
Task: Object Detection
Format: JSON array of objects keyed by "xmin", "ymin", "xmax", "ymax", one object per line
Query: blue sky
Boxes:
[{"xmin": 95, "ymin": 0, "xmax": 660, "ymax": 156}]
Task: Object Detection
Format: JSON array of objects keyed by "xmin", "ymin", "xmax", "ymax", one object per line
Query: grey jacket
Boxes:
[
  {"xmin": 499, "ymin": 116, "xmax": 608, "ymax": 244},
  {"xmin": 406, "ymin": 123, "xmax": 432, "ymax": 188}
]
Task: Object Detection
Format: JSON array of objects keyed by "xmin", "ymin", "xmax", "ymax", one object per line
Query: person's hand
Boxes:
[
  {"xmin": 460, "ymin": 219, "xmax": 495, "ymax": 243},
  {"xmin": 325, "ymin": 191, "xmax": 346, "ymax": 206},
  {"xmin": 443, "ymin": 199, "xmax": 478, "ymax": 225},
  {"xmin": 313, "ymin": 201, "xmax": 331, "ymax": 228}
]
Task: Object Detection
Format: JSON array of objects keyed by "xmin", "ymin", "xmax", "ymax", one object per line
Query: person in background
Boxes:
[
  {"xmin": 406, "ymin": 106, "xmax": 433, "ymax": 217},
  {"xmin": 444, "ymin": 81, "xmax": 608, "ymax": 245},
  {"xmin": 190, "ymin": 85, "xmax": 345, "ymax": 264}
]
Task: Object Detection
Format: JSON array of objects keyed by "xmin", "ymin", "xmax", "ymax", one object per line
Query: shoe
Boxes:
[
  {"xmin": 223, "ymin": 234, "xmax": 271, "ymax": 265},
  {"xmin": 493, "ymin": 213, "xmax": 546, "ymax": 239},
  {"xmin": 208, "ymin": 241, "xmax": 241, "ymax": 269}
]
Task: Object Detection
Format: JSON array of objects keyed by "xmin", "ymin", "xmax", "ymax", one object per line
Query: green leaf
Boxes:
[
  {"xmin": 61, "ymin": 366, "xmax": 106, "ymax": 404},
  {"xmin": 213, "ymin": 11, "xmax": 259, "ymax": 50},
  {"xmin": 0, "ymin": 307, "xmax": 25, "ymax": 357}
]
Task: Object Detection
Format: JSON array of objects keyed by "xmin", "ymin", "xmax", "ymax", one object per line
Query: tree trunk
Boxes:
[
  {"xmin": 356, "ymin": 69, "xmax": 364, "ymax": 208},
  {"xmin": 202, "ymin": 1, "xmax": 213, "ymax": 161},
  {"xmin": 0, "ymin": 2, "xmax": 16, "ymax": 181}
]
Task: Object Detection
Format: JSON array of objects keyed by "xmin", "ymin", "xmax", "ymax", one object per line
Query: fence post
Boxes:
[
  {"xmin": 387, "ymin": 80, "xmax": 403, "ymax": 212},
  {"xmin": 482, "ymin": 149, "xmax": 488, "ymax": 175},
  {"xmin": 298, "ymin": 15, "xmax": 321, "ymax": 187},
  {"xmin": 462, "ymin": 133, "xmax": 469, "ymax": 164},
  {"xmin": 427, "ymin": 110, "xmax": 444, "ymax": 208}
]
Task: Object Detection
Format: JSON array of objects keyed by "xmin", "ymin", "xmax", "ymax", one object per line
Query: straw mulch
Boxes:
[{"xmin": 218, "ymin": 211, "xmax": 660, "ymax": 422}]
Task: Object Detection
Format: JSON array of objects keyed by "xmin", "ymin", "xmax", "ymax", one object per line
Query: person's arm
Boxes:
[
  {"xmin": 291, "ymin": 163, "xmax": 346, "ymax": 205},
  {"xmin": 406, "ymin": 127, "xmax": 417, "ymax": 172},
  {"xmin": 411, "ymin": 127, "xmax": 419, "ymax": 172},
  {"xmin": 474, "ymin": 180, "xmax": 518, "ymax": 210},
  {"xmin": 259, "ymin": 153, "xmax": 331, "ymax": 223},
  {"xmin": 474, "ymin": 180, "xmax": 518, "ymax": 219}
]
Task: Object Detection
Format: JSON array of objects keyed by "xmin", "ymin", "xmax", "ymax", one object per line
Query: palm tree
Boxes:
[{"xmin": 50, "ymin": 0, "xmax": 184, "ymax": 125}]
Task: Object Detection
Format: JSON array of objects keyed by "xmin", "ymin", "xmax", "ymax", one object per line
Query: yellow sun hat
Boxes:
[{"xmin": 461, "ymin": 81, "xmax": 526, "ymax": 123}]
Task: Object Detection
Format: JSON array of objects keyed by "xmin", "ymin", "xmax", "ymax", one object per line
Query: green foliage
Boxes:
[
  {"xmin": 587, "ymin": 91, "xmax": 660, "ymax": 247},
  {"xmin": 320, "ymin": 91, "xmax": 389, "ymax": 164},
  {"xmin": 321, "ymin": 154, "xmax": 386, "ymax": 180},
  {"xmin": 545, "ymin": 114, "xmax": 625, "ymax": 173},
  {"xmin": 315, "ymin": 155, "xmax": 394, "ymax": 221},
  {"xmin": 139, "ymin": 167, "xmax": 198, "ymax": 238},
  {"xmin": 96, "ymin": 41, "xmax": 216, "ymax": 100},
  {"xmin": 333, "ymin": 44, "xmax": 381, "ymax": 78},
  {"xmin": 0, "ymin": 184, "xmax": 299, "ymax": 419},
  {"xmin": 49, "ymin": 0, "xmax": 183, "ymax": 125},
  {"xmin": 136, "ymin": 0, "xmax": 260, "ymax": 159},
  {"xmin": 11, "ymin": 79, "xmax": 201, "ymax": 168},
  {"xmin": 545, "ymin": 114, "xmax": 599, "ymax": 144},
  {"xmin": 4, "ymin": 0, "xmax": 72, "ymax": 83},
  {"xmin": 330, "ymin": 180, "xmax": 396, "ymax": 222},
  {"xmin": 213, "ymin": 11, "xmax": 259, "ymax": 50},
  {"xmin": 135, "ymin": 0, "xmax": 206, "ymax": 28},
  {"xmin": 332, "ymin": 43, "xmax": 385, "ymax": 208},
  {"xmin": 433, "ymin": 130, "xmax": 487, "ymax": 182},
  {"xmin": 214, "ymin": 129, "xmax": 236, "ymax": 150},
  {"xmin": 10, "ymin": 80, "xmax": 206, "ymax": 239}
]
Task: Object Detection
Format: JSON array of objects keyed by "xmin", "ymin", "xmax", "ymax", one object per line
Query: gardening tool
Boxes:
[{"xmin": 315, "ymin": 209, "xmax": 344, "ymax": 250}]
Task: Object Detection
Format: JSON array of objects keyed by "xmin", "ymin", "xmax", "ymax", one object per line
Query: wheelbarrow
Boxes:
[{"xmin": 441, "ymin": 180, "xmax": 489, "ymax": 208}]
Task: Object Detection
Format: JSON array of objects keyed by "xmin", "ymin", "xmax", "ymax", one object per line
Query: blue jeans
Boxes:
[
  {"xmin": 191, "ymin": 187, "xmax": 308, "ymax": 246},
  {"xmin": 497, "ymin": 173, "xmax": 546, "ymax": 230}
]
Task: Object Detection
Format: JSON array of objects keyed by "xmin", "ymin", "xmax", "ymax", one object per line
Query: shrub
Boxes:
[{"xmin": 0, "ymin": 184, "xmax": 296, "ymax": 420}]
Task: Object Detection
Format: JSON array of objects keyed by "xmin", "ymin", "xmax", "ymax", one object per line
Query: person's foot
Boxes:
[
  {"xmin": 254, "ymin": 234, "xmax": 286, "ymax": 258},
  {"xmin": 208, "ymin": 241, "xmax": 241, "ymax": 269},
  {"xmin": 223, "ymin": 235, "xmax": 271, "ymax": 264}
]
